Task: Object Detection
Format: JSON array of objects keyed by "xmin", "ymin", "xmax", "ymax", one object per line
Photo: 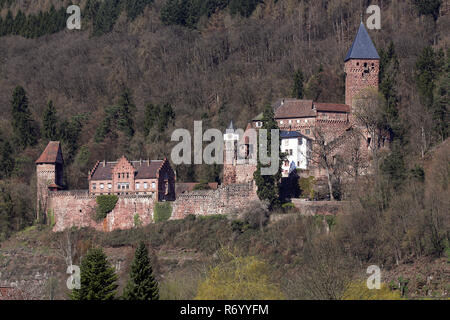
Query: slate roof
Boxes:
[
  {"xmin": 345, "ymin": 22, "xmax": 380, "ymax": 61},
  {"xmin": 314, "ymin": 103, "xmax": 350, "ymax": 113},
  {"xmin": 36, "ymin": 141, "xmax": 64, "ymax": 164},
  {"xmin": 274, "ymin": 99, "xmax": 315, "ymax": 119},
  {"xmin": 90, "ymin": 160, "xmax": 164, "ymax": 181},
  {"xmin": 280, "ymin": 130, "xmax": 311, "ymax": 140}
]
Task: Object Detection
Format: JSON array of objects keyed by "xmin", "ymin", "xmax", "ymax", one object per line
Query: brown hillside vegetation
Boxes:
[{"xmin": 0, "ymin": 1, "xmax": 448, "ymax": 187}]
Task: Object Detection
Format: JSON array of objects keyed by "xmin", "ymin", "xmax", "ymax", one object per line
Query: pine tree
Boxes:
[
  {"xmin": 11, "ymin": 86, "xmax": 38, "ymax": 148},
  {"xmin": 253, "ymin": 104, "xmax": 281, "ymax": 210},
  {"xmin": 143, "ymin": 103, "xmax": 160, "ymax": 136},
  {"xmin": 292, "ymin": 68, "xmax": 304, "ymax": 99},
  {"xmin": 42, "ymin": 100, "xmax": 59, "ymax": 141},
  {"xmin": 70, "ymin": 248, "xmax": 118, "ymax": 300},
  {"xmin": 117, "ymin": 89, "xmax": 135, "ymax": 137},
  {"xmin": 122, "ymin": 242, "xmax": 159, "ymax": 300},
  {"xmin": 432, "ymin": 49, "xmax": 449, "ymax": 141},
  {"xmin": 0, "ymin": 141, "xmax": 14, "ymax": 178}
]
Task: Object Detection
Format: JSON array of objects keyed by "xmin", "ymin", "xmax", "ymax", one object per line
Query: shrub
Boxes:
[
  {"xmin": 193, "ymin": 182, "xmax": 211, "ymax": 190},
  {"xmin": 281, "ymin": 202, "xmax": 296, "ymax": 213},
  {"xmin": 153, "ymin": 202, "xmax": 172, "ymax": 223},
  {"xmin": 342, "ymin": 281, "xmax": 402, "ymax": 300},
  {"xmin": 133, "ymin": 213, "xmax": 142, "ymax": 228},
  {"xmin": 299, "ymin": 176, "xmax": 315, "ymax": 200},
  {"xmin": 95, "ymin": 195, "xmax": 118, "ymax": 222},
  {"xmin": 195, "ymin": 248, "xmax": 284, "ymax": 300}
]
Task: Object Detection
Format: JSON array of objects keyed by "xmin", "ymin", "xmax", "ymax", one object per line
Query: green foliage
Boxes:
[
  {"xmin": 0, "ymin": 6, "xmax": 66, "ymax": 38},
  {"xmin": 161, "ymin": 0, "xmax": 229, "ymax": 28},
  {"xmin": 95, "ymin": 195, "xmax": 118, "ymax": 221},
  {"xmin": 412, "ymin": 0, "xmax": 442, "ymax": 21},
  {"xmin": 342, "ymin": 281, "xmax": 402, "ymax": 300},
  {"xmin": 281, "ymin": 202, "xmax": 296, "ymax": 213},
  {"xmin": 195, "ymin": 248, "xmax": 284, "ymax": 299},
  {"xmin": 253, "ymin": 104, "xmax": 281, "ymax": 210},
  {"xmin": 153, "ymin": 202, "xmax": 172, "ymax": 222},
  {"xmin": 143, "ymin": 102, "xmax": 175, "ymax": 137},
  {"xmin": 133, "ymin": 213, "xmax": 142, "ymax": 228},
  {"xmin": 70, "ymin": 248, "xmax": 118, "ymax": 300},
  {"xmin": 0, "ymin": 140, "xmax": 14, "ymax": 179},
  {"xmin": 42, "ymin": 100, "xmax": 59, "ymax": 141},
  {"xmin": 193, "ymin": 182, "xmax": 212, "ymax": 190},
  {"xmin": 291, "ymin": 68, "xmax": 304, "ymax": 99},
  {"xmin": 11, "ymin": 86, "xmax": 38, "ymax": 149},
  {"xmin": 229, "ymin": 0, "xmax": 263, "ymax": 18},
  {"xmin": 432, "ymin": 49, "xmax": 449, "ymax": 141},
  {"xmin": 47, "ymin": 209, "xmax": 55, "ymax": 228},
  {"xmin": 299, "ymin": 176, "xmax": 315, "ymax": 200},
  {"xmin": 95, "ymin": 90, "xmax": 136, "ymax": 142},
  {"xmin": 59, "ymin": 114, "xmax": 85, "ymax": 162},
  {"xmin": 125, "ymin": 0, "xmax": 154, "ymax": 21},
  {"xmin": 122, "ymin": 241, "xmax": 159, "ymax": 300}
]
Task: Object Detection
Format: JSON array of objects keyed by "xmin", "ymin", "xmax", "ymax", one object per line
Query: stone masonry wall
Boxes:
[
  {"xmin": 172, "ymin": 182, "xmax": 258, "ymax": 219},
  {"xmin": 48, "ymin": 191, "xmax": 154, "ymax": 232}
]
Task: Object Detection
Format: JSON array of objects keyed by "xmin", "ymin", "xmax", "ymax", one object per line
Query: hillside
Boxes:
[{"xmin": 0, "ymin": 0, "xmax": 449, "ymax": 300}]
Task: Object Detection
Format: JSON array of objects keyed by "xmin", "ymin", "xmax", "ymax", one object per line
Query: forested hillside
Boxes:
[{"xmin": 0, "ymin": 1, "xmax": 448, "ymax": 240}]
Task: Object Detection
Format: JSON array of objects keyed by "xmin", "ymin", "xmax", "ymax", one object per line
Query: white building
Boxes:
[{"xmin": 280, "ymin": 131, "xmax": 312, "ymax": 177}]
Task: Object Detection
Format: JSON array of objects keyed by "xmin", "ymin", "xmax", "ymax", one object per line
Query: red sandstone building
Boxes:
[
  {"xmin": 224, "ymin": 22, "xmax": 381, "ymax": 184},
  {"xmin": 88, "ymin": 156, "xmax": 175, "ymax": 201}
]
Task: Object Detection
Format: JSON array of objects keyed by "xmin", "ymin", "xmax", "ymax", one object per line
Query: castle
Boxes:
[
  {"xmin": 223, "ymin": 22, "xmax": 380, "ymax": 183},
  {"xmin": 36, "ymin": 22, "xmax": 380, "ymax": 232}
]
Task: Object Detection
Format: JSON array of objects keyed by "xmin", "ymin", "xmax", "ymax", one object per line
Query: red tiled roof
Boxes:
[
  {"xmin": 274, "ymin": 99, "xmax": 316, "ymax": 119},
  {"xmin": 314, "ymin": 102, "xmax": 350, "ymax": 113},
  {"xmin": 36, "ymin": 141, "xmax": 63, "ymax": 164},
  {"xmin": 90, "ymin": 160, "xmax": 164, "ymax": 181}
]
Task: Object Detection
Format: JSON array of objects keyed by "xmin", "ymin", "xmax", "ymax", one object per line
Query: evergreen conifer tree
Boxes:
[
  {"xmin": 292, "ymin": 68, "xmax": 304, "ymax": 99},
  {"xmin": 122, "ymin": 241, "xmax": 159, "ymax": 300},
  {"xmin": 253, "ymin": 104, "xmax": 281, "ymax": 210},
  {"xmin": 11, "ymin": 86, "xmax": 38, "ymax": 148},
  {"xmin": 42, "ymin": 100, "xmax": 59, "ymax": 141},
  {"xmin": 70, "ymin": 248, "xmax": 118, "ymax": 300}
]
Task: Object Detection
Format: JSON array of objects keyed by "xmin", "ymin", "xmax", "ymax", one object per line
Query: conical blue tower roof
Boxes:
[{"xmin": 345, "ymin": 22, "xmax": 379, "ymax": 61}]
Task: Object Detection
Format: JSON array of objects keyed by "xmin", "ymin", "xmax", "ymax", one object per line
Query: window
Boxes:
[
  {"xmin": 118, "ymin": 184, "xmax": 121, "ymax": 189},
  {"xmin": 284, "ymin": 139, "xmax": 289, "ymax": 146},
  {"xmin": 100, "ymin": 183, "xmax": 104, "ymax": 189},
  {"xmin": 152, "ymin": 182, "xmax": 156, "ymax": 189},
  {"xmin": 305, "ymin": 129, "xmax": 310, "ymax": 135},
  {"xmin": 288, "ymin": 120, "xmax": 292, "ymax": 124},
  {"xmin": 298, "ymin": 138, "xmax": 303, "ymax": 145},
  {"xmin": 280, "ymin": 120, "xmax": 283, "ymax": 124},
  {"xmin": 288, "ymin": 149, "xmax": 293, "ymax": 156},
  {"xmin": 108, "ymin": 183, "xmax": 112, "ymax": 189},
  {"xmin": 297, "ymin": 120, "xmax": 300, "ymax": 123},
  {"xmin": 126, "ymin": 183, "xmax": 129, "ymax": 189},
  {"xmin": 127, "ymin": 173, "xmax": 129, "ymax": 179},
  {"xmin": 92, "ymin": 183, "xmax": 96, "ymax": 190},
  {"xmin": 144, "ymin": 182, "xmax": 148, "ymax": 189},
  {"xmin": 256, "ymin": 121, "xmax": 262, "ymax": 127},
  {"xmin": 136, "ymin": 183, "xmax": 140, "ymax": 189},
  {"xmin": 305, "ymin": 119, "xmax": 308, "ymax": 123}
]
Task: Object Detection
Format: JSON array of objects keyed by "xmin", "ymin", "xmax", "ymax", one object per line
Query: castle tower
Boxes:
[
  {"xmin": 36, "ymin": 141, "xmax": 64, "ymax": 221},
  {"xmin": 223, "ymin": 121, "xmax": 239, "ymax": 185},
  {"xmin": 344, "ymin": 22, "xmax": 380, "ymax": 108}
]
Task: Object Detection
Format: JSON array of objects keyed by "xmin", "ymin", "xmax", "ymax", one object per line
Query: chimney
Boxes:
[{"xmin": 281, "ymin": 99, "xmax": 285, "ymax": 106}]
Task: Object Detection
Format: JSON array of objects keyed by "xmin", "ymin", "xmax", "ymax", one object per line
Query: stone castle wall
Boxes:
[
  {"xmin": 172, "ymin": 182, "xmax": 258, "ymax": 219},
  {"xmin": 48, "ymin": 191, "xmax": 155, "ymax": 232},
  {"xmin": 48, "ymin": 182, "xmax": 258, "ymax": 232}
]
